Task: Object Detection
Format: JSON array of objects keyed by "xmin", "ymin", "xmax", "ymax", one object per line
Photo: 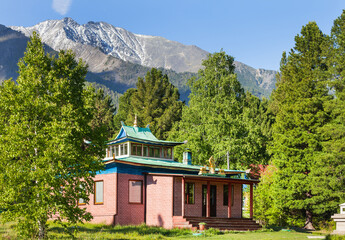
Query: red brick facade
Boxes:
[
  {"xmin": 146, "ymin": 175, "xmax": 174, "ymax": 228},
  {"xmin": 81, "ymin": 173, "xmax": 248, "ymax": 227},
  {"xmin": 116, "ymin": 173, "xmax": 145, "ymax": 225},
  {"xmin": 80, "ymin": 173, "xmax": 117, "ymax": 225}
]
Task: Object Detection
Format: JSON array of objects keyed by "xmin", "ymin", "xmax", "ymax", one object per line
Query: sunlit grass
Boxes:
[{"xmin": 0, "ymin": 219, "xmax": 330, "ymax": 240}]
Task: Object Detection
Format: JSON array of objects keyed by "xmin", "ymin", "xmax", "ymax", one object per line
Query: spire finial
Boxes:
[{"xmin": 134, "ymin": 114, "xmax": 138, "ymax": 127}]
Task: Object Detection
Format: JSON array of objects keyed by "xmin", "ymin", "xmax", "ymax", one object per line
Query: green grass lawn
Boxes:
[{"xmin": 0, "ymin": 221, "xmax": 331, "ymax": 240}]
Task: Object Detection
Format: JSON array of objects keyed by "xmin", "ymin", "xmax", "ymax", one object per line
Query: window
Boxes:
[
  {"xmin": 124, "ymin": 143, "xmax": 128, "ymax": 155},
  {"xmin": 132, "ymin": 144, "xmax": 142, "ymax": 156},
  {"xmin": 163, "ymin": 147, "xmax": 172, "ymax": 159},
  {"xmin": 78, "ymin": 198, "xmax": 85, "ymax": 205},
  {"xmin": 185, "ymin": 183, "xmax": 195, "ymax": 204},
  {"xmin": 143, "ymin": 146, "xmax": 148, "ymax": 157},
  {"xmin": 106, "ymin": 148, "xmax": 109, "ymax": 158},
  {"xmin": 95, "ymin": 181, "xmax": 104, "ymax": 204},
  {"xmin": 115, "ymin": 145, "xmax": 119, "ymax": 156},
  {"xmin": 148, "ymin": 146, "xmax": 160, "ymax": 158},
  {"xmin": 109, "ymin": 146, "xmax": 112, "ymax": 157},
  {"xmin": 129, "ymin": 180, "xmax": 143, "ymax": 204},
  {"xmin": 120, "ymin": 144, "xmax": 124, "ymax": 155},
  {"xmin": 223, "ymin": 184, "xmax": 234, "ymax": 206}
]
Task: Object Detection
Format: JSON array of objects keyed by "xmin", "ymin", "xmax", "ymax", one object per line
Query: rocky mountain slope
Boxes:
[
  {"xmin": 11, "ymin": 18, "xmax": 208, "ymax": 73},
  {"xmin": 2, "ymin": 18, "xmax": 277, "ymax": 102}
]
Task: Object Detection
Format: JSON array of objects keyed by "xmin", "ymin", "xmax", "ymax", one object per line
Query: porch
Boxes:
[
  {"xmin": 174, "ymin": 174, "xmax": 259, "ymax": 230},
  {"xmin": 172, "ymin": 216, "xmax": 261, "ymax": 231},
  {"xmin": 145, "ymin": 172, "xmax": 260, "ymax": 230}
]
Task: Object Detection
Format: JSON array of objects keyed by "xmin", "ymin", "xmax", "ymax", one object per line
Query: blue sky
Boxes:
[{"xmin": 1, "ymin": 0, "xmax": 345, "ymax": 70}]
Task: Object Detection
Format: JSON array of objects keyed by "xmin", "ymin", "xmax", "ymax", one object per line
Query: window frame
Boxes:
[
  {"xmin": 132, "ymin": 143, "xmax": 143, "ymax": 156},
  {"xmin": 184, "ymin": 182, "xmax": 195, "ymax": 204},
  {"xmin": 94, "ymin": 180, "xmax": 104, "ymax": 205},
  {"xmin": 124, "ymin": 143, "xmax": 128, "ymax": 155},
  {"xmin": 128, "ymin": 180, "xmax": 143, "ymax": 204},
  {"xmin": 78, "ymin": 198, "xmax": 86, "ymax": 205},
  {"xmin": 115, "ymin": 145, "xmax": 119, "ymax": 156}
]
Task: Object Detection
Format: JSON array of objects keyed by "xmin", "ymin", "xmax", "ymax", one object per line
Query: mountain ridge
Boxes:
[
  {"xmin": 2, "ymin": 18, "xmax": 277, "ymax": 102},
  {"xmin": 11, "ymin": 17, "xmax": 209, "ymax": 73}
]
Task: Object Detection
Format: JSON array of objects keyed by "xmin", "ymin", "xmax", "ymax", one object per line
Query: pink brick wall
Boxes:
[
  {"xmin": 216, "ymin": 182, "xmax": 228, "ymax": 218},
  {"xmin": 146, "ymin": 175, "xmax": 174, "ymax": 228},
  {"xmin": 173, "ymin": 177, "xmax": 182, "ymax": 216},
  {"xmin": 116, "ymin": 173, "xmax": 145, "ymax": 225},
  {"xmin": 184, "ymin": 180, "xmax": 205, "ymax": 217},
  {"xmin": 79, "ymin": 173, "xmax": 117, "ymax": 225},
  {"xmin": 80, "ymin": 172, "xmax": 244, "ymax": 225},
  {"xmin": 232, "ymin": 184, "xmax": 243, "ymax": 218}
]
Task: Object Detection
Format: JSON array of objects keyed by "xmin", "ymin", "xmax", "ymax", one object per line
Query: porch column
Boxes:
[
  {"xmin": 182, "ymin": 177, "xmax": 185, "ymax": 217},
  {"xmin": 250, "ymin": 183, "xmax": 253, "ymax": 218},
  {"xmin": 206, "ymin": 181, "xmax": 210, "ymax": 217},
  {"xmin": 227, "ymin": 183, "xmax": 231, "ymax": 218}
]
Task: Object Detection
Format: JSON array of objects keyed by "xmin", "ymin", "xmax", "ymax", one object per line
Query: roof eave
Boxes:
[{"xmin": 106, "ymin": 136, "xmax": 184, "ymax": 146}]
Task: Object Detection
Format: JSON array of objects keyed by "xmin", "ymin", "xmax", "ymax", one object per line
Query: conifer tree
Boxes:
[
  {"xmin": 114, "ymin": 68, "xmax": 183, "ymax": 140},
  {"xmin": 270, "ymin": 22, "xmax": 330, "ymax": 229},
  {"xmin": 87, "ymin": 88, "xmax": 116, "ymax": 139},
  {"xmin": 309, "ymin": 10, "xmax": 345, "ymax": 220}
]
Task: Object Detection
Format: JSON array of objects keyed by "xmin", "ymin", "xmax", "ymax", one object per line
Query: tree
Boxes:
[
  {"xmin": 308, "ymin": 10, "xmax": 345, "ymax": 221},
  {"xmin": 114, "ymin": 68, "xmax": 184, "ymax": 140},
  {"xmin": 113, "ymin": 88, "xmax": 137, "ymax": 134},
  {"xmin": 170, "ymin": 51, "xmax": 269, "ymax": 168},
  {"xmin": 270, "ymin": 22, "xmax": 330, "ymax": 230},
  {"xmin": 87, "ymin": 88, "xmax": 116, "ymax": 139},
  {"xmin": 0, "ymin": 33, "xmax": 106, "ymax": 239}
]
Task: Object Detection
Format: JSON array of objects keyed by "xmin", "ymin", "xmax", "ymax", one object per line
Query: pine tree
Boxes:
[
  {"xmin": 0, "ymin": 33, "xmax": 106, "ymax": 239},
  {"xmin": 87, "ymin": 88, "xmax": 116, "ymax": 139},
  {"xmin": 113, "ymin": 88, "xmax": 137, "ymax": 134},
  {"xmin": 270, "ymin": 22, "xmax": 330, "ymax": 230},
  {"xmin": 114, "ymin": 68, "xmax": 184, "ymax": 140},
  {"xmin": 309, "ymin": 10, "xmax": 345, "ymax": 220}
]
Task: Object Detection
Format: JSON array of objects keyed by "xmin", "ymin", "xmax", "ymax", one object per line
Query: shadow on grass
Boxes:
[{"xmin": 264, "ymin": 226, "xmax": 316, "ymax": 234}]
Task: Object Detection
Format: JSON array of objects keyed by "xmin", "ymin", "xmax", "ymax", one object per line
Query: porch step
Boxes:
[{"xmin": 173, "ymin": 216, "xmax": 261, "ymax": 231}]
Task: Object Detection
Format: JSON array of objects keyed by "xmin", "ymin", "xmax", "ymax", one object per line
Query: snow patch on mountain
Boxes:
[{"xmin": 11, "ymin": 18, "xmax": 208, "ymax": 73}]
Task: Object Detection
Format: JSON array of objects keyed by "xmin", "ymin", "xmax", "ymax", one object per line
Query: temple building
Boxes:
[{"xmin": 79, "ymin": 121, "xmax": 260, "ymax": 230}]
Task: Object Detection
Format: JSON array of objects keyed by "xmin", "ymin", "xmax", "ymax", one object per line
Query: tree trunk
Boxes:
[
  {"xmin": 38, "ymin": 219, "xmax": 46, "ymax": 240},
  {"xmin": 303, "ymin": 210, "xmax": 315, "ymax": 230}
]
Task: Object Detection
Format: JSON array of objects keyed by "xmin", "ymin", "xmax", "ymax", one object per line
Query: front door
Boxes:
[{"xmin": 202, "ymin": 185, "xmax": 217, "ymax": 217}]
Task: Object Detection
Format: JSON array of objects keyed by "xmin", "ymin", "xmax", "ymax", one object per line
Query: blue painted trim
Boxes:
[
  {"xmin": 97, "ymin": 162, "xmax": 200, "ymax": 176},
  {"xmin": 116, "ymin": 128, "xmax": 126, "ymax": 140}
]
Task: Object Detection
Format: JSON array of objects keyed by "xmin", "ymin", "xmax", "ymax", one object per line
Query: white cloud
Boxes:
[{"xmin": 52, "ymin": 0, "xmax": 72, "ymax": 15}]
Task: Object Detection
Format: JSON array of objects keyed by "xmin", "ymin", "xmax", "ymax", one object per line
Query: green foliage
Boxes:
[
  {"xmin": 86, "ymin": 81, "xmax": 121, "ymax": 109},
  {"xmin": 269, "ymin": 22, "xmax": 332, "ymax": 229},
  {"xmin": 113, "ymin": 88, "xmax": 137, "ymax": 134},
  {"xmin": 86, "ymin": 87, "xmax": 117, "ymax": 139},
  {"xmin": 113, "ymin": 68, "xmax": 184, "ymax": 140},
  {"xmin": 169, "ymin": 51, "xmax": 270, "ymax": 168},
  {"xmin": 0, "ymin": 33, "xmax": 106, "ymax": 239},
  {"xmin": 308, "ymin": 10, "xmax": 345, "ymax": 221},
  {"xmin": 254, "ymin": 165, "xmax": 285, "ymax": 226}
]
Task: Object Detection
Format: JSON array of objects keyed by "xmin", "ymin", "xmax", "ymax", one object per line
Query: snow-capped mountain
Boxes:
[
  {"xmin": 11, "ymin": 18, "xmax": 208, "ymax": 73},
  {"xmin": 3, "ymin": 18, "xmax": 277, "ymax": 100}
]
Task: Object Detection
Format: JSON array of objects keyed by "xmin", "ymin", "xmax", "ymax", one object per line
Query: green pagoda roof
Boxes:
[
  {"xmin": 106, "ymin": 156, "xmax": 245, "ymax": 175},
  {"xmin": 107, "ymin": 123, "xmax": 184, "ymax": 146}
]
